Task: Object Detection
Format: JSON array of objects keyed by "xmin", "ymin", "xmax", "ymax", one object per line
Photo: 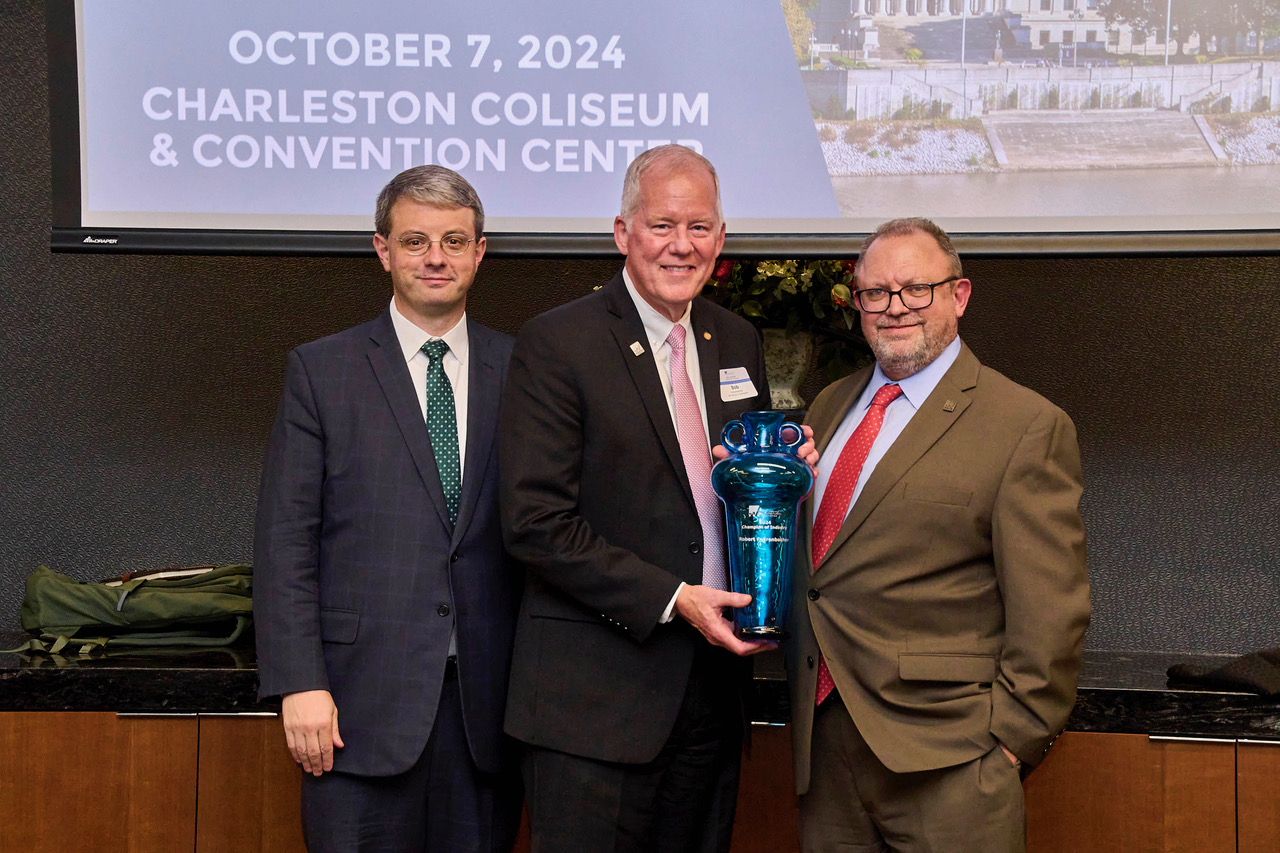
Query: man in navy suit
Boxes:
[{"xmin": 254, "ymin": 166, "xmax": 522, "ymax": 852}]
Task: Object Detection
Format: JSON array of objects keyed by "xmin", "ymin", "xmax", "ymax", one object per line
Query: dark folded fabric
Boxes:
[{"xmin": 1167, "ymin": 649, "xmax": 1280, "ymax": 695}]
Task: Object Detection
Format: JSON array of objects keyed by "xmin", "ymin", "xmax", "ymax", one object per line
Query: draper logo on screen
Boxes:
[{"xmin": 83, "ymin": 236, "xmax": 119, "ymax": 244}]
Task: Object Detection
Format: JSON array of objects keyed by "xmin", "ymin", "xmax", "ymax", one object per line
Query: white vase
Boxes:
[{"xmin": 761, "ymin": 328, "xmax": 814, "ymax": 411}]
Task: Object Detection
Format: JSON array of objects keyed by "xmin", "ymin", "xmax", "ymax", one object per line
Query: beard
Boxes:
[{"xmin": 867, "ymin": 316, "xmax": 957, "ymax": 380}]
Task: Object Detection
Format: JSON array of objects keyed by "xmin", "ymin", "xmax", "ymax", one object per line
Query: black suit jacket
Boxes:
[
  {"xmin": 499, "ymin": 273, "xmax": 770, "ymax": 764},
  {"xmin": 254, "ymin": 310, "xmax": 520, "ymax": 777}
]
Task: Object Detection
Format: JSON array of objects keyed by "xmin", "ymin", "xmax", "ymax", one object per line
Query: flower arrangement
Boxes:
[{"xmin": 702, "ymin": 258, "xmax": 872, "ymax": 382}]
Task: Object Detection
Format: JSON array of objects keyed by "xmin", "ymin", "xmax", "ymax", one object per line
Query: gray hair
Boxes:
[
  {"xmin": 374, "ymin": 166, "xmax": 485, "ymax": 238},
  {"xmin": 619, "ymin": 145, "xmax": 722, "ymax": 225},
  {"xmin": 854, "ymin": 217, "xmax": 963, "ymax": 282}
]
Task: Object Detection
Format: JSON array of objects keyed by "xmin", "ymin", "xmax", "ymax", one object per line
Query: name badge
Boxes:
[{"xmin": 719, "ymin": 367, "xmax": 757, "ymax": 402}]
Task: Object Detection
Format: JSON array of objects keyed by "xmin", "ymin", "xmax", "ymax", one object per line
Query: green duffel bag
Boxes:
[{"xmin": 11, "ymin": 563, "xmax": 253, "ymax": 655}]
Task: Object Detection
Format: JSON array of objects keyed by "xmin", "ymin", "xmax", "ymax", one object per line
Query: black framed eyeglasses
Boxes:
[
  {"xmin": 394, "ymin": 233, "xmax": 475, "ymax": 256},
  {"xmin": 853, "ymin": 278, "xmax": 959, "ymax": 313}
]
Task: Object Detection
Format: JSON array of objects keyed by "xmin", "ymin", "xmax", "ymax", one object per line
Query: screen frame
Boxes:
[{"xmin": 46, "ymin": 1, "xmax": 1280, "ymax": 259}]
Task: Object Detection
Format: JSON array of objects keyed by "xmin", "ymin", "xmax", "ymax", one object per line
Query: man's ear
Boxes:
[
  {"xmin": 613, "ymin": 215, "xmax": 629, "ymax": 256},
  {"xmin": 952, "ymin": 278, "xmax": 972, "ymax": 318},
  {"xmin": 373, "ymin": 233, "xmax": 392, "ymax": 272}
]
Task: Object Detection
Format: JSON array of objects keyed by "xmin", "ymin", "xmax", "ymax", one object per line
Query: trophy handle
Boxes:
[
  {"xmin": 720, "ymin": 420, "xmax": 750, "ymax": 454},
  {"xmin": 778, "ymin": 421, "xmax": 805, "ymax": 454}
]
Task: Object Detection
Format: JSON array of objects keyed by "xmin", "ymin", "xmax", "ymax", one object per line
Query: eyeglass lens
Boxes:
[
  {"xmin": 856, "ymin": 283, "xmax": 936, "ymax": 312},
  {"xmin": 398, "ymin": 234, "xmax": 472, "ymax": 256}
]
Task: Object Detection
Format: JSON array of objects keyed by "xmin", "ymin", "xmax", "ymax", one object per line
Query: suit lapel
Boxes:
[
  {"xmin": 810, "ymin": 369, "xmax": 873, "ymax": 460},
  {"xmin": 453, "ymin": 319, "xmax": 500, "ymax": 543},
  {"xmin": 817, "ymin": 346, "xmax": 980, "ymax": 569},
  {"xmin": 602, "ymin": 275, "xmax": 697, "ymax": 509},
  {"xmin": 804, "ymin": 368, "xmax": 872, "ymax": 566},
  {"xmin": 366, "ymin": 311, "xmax": 454, "ymax": 531}
]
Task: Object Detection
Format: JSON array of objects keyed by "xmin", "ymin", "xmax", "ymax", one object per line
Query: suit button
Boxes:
[
  {"xmin": 450, "ymin": 552, "xmax": 460, "ymax": 563},
  {"xmin": 688, "ymin": 542, "xmax": 701, "ymax": 555},
  {"xmin": 808, "ymin": 656, "xmax": 815, "ymax": 668},
  {"xmin": 808, "ymin": 589, "xmax": 820, "ymax": 601},
  {"xmin": 437, "ymin": 604, "xmax": 450, "ymax": 617}
]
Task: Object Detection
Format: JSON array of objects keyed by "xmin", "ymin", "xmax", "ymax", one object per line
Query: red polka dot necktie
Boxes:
[
  {"xmin": 811, "ymin": 383, "xmax": 902, "ymax": 705},
  {"xmin": 666, "ymin": 325, "xmax": 727, "ymax": 590}
]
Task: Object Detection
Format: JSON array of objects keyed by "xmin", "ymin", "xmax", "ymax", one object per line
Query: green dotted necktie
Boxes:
[{"xmin": 421, "ymin": 340, "xmax": 460, "ymax": 525}]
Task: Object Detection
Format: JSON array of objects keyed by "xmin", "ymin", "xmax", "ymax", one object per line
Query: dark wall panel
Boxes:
[{"xmin": 2, "ymin": 3, "xmax": 1276, "ymax": 655}]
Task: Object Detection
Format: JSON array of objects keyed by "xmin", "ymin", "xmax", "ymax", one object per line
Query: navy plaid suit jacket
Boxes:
[{"xmin": 254, "ymin": 309, "xmax": 519, "ymax": 776}]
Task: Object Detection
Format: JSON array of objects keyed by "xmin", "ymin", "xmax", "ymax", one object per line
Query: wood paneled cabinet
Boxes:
[
  {"xmin": 4, "ymin": 717, "xmax": 1277, "ymax": 852},
  {"xmin": 0, "ymin": 712, "xmax": 303, "ymax": 853},
  {"xmin": 1025, "ymin": 732, "xmax": 1237, "ymax": 852},
  {"xmin": 1026, "ymin": 731, "xmax": 1280, "ymax": 852},
  {"xmin": 0, "ymin": 711, "xmax": 200, "ymax": 852},
  {"xmin": 740, "ymin": 729, "xmax": 1280, "ymax": 853},
  {"xmin": 0, "ymin": 711, "xmax": 791, "ymax": 853},
  {"xmin": 195, "ymin": 715, "xmax": 305, "ymax": 853},
  {"xmin": 1235, "ymin": 739, "xmax": 1280, "ymax": 853}
]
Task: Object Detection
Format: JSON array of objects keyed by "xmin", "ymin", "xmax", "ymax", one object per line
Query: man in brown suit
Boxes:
[{"xmin": 789, "ymin": 218, "xmax": 1090, "ymax": 852}]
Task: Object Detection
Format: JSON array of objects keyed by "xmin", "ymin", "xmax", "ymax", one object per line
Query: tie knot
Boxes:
[
  {"xmin": 665, "ymin": 324, "xmax": 687, "ymax": 355},
  {"xmin": 421, "ymin": 339, "xmax": 449, "ymax": 362},
  {"xmin": 872, "ymin": 384, "xmax": 903, "ymax": 408}
]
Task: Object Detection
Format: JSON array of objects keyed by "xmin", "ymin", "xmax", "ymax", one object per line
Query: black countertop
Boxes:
[
  {"xmin": 2, "ymin": 635, "xmax": 1278, "ymax": 739},
  {"xmin": 0, "ymin": 633, "xmax": 271, "ymax": 714},
  {"xmin": 1069, "ymin": 649, "xmax": 1280, "ymax": 740}
]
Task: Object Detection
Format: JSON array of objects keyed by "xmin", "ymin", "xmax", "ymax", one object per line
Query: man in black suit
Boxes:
[
  {"xmin": 254, "ymin": 166, "xmax": 522, "ymax": 852},
  {"xmin": 500, "ymin": 145, "xmax": 803, "ymax": 852}
]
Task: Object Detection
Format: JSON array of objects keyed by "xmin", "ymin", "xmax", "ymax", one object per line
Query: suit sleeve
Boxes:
[
  {"xmin": 498, "ymin": 318, "xmax": 685, "ymax": 643},
  {"xmin": 253, "ymin": 349, "xmax": 330, "ymax": 700},
  {"xmin": 989, "ymin": 405, "xmax": 1090, "ymax": 768}
]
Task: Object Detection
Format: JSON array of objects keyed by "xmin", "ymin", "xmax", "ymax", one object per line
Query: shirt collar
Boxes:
[
  {"xmin": 622, "ymin": 267, "xmax": 693, "ymax": 353},
  {"xmin": 864, "ymin": 335, "xmax": 963, "ymax": 411},
  {"xmin": 388, "ymin": 298, "xmax": 469, "ymax": 365}
]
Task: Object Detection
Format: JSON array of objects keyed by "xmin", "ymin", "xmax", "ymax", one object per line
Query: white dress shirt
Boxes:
[
  {"xmin": 388, "ymin": 298, "xmax": 470, "ymax": 655},
  {"xmin": 388, "ymin": 298, "xmax": 469, "ymax": 469},
  {"xmin": 622, "ymin": 270, "xmax": 711, "ymax": 623},
  {"xmin": 622, "ymin": 269, "xmax": 711, "ymax": 446}
]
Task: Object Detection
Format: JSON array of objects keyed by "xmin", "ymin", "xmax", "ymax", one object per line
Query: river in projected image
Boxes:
[{"xmin": 831, "ymin": 165, "xmax": 1280, "ymax": 232}]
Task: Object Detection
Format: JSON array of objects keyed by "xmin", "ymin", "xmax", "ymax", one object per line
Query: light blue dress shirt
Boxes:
[{"xmin": 812, "ymin": 336, "xmax": 964, "ymax": 525}]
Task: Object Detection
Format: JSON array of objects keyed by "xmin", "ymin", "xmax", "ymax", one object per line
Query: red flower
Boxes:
[
  {"xmin": 832, "ymin": 283, "xmax": 853, "ymax": 309},
  {"xmin": 839, "ymin": 259, "xmax": 856, "ymax": 275},
  {"xmin": 712, "ymin": 260, "xmax": 736, "ymax": 281}
]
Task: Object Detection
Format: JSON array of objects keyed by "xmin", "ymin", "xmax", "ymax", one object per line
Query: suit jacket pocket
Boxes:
[
  {"xmin": 899, "ymin": 653, "xmax": 997, "ymax": 683},
  {"xmin": 526, "ymin": 591, "xmax": 600, "ymax": 624},
  {"xmin": 319, "ymin": 607, "xmax": 359, "ymax": 644},
  {"xmin": 903, "ymin": 482, "xmax": 973, "ymax": 506}
]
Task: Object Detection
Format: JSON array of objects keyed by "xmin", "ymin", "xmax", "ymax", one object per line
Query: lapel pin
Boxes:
[
  {"xmin": 703, "ymin": 332, "xmax": 712, "ymax": 340},
  {"xmin": 943, "ymin": 400, "xmax": 956, "ymax": 412},
  {"xmin": 630, "ymin": 341, "xmax": 645, "ymax": 356}
]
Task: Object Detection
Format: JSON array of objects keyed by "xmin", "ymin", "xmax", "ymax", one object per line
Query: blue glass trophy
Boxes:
[{"xmin": 711, "ymin": 411, "xmax": 814, "ymax": 640}]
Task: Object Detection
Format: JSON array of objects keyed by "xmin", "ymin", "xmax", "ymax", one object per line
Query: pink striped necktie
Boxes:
[
  {"xmin": 812, "ymin": 383, "xmax": 903, "ymax": 705},
  {"xmin": 666, "ymin": 325, "xmax": 727, "ymax": 591}
]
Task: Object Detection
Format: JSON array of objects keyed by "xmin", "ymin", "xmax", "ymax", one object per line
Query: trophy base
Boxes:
[{"xmin": 736, "ymin": 626, "xmax": 788, "ymax": 641}]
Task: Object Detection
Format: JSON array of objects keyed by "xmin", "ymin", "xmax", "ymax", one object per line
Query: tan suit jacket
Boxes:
[{"xmin": 789, "ymin": 343, "xmax": 1090, "ymax": 793}]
